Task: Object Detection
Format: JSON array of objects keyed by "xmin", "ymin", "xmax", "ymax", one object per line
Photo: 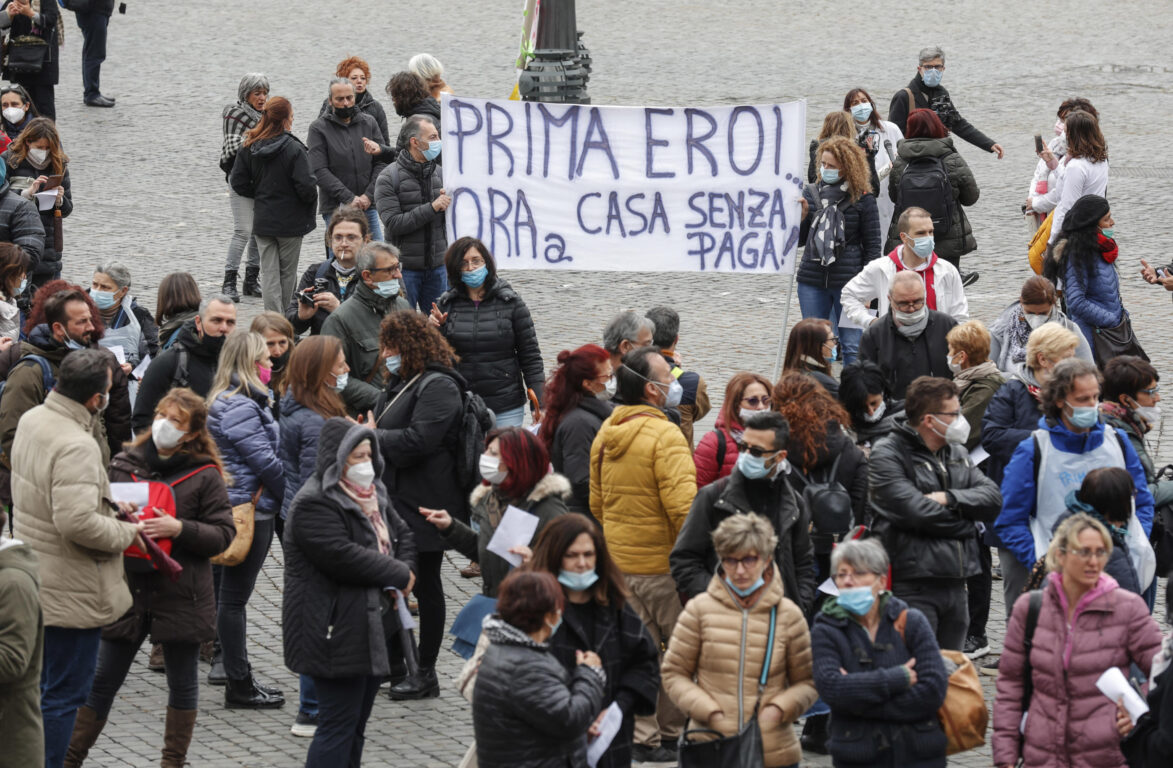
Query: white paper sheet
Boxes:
[
  {"xmin": 838, "ymin": 308, "xmax": 877, "ymax": 331},
  {"xmin": 1096, "ymin": 667, "xmax": 1149, "ymax": 724},
  {"xmin": 817, "ymin": 577, "xmax": 839, "ymax": 596},
  {"xmin": 486, "ymin": 505, "xmax": 539, "ymax": 568},
  {"xmin": 131, "ymin": 354, "xmax": 151, "ymax": 380},
  {"xmin": 586, "ymin": 701, "xmax": 623, "ymax": 768},
  {"xmin": 34, "ymin": 190, "xmax": 57, "ymax": 211},
  {"xmin": 106, "ymin": 344, "xmax": 126, "ymax": 365},
  {"xmin": 969, "ymin": 445, "xmax": 990, "ymax": 466},
  {"xmin": 109, "ymin": 482, "xmax": 149, "ymax": 511}
]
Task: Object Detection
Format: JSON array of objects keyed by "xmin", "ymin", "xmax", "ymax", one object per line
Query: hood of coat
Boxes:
[
  {"xmin": 706, "ymin": 560, "xmax": 784, "ymax": 611},
  {"xmin": 22, "ymin": 323, "xmax": 68, "ymax": 362},
  {"xmin": 574, "ymin": 395, "xmax": 614, "ymax": 423},
  {"xmin": 249, "ymin": 132, "xmax": 304, "ymax": 159},
  {"xmin": 174, "ymin": 320, "xmax": 225, "ymax": 363},
  {"xmin": 315, "ymin": 417, "xmax": 383, "ymax": 487},
  {"xmin": 482, "ymin": 615, "xmax": 548, "ymax": 650},
  {"xmin": 1042, "ymin": 415, "xmax": 1111, "ymax": 455},
  {"xmin": 0, "ymin": 537, "xmax": 39, "ymax": 587},
  {"xmin": 596, "ymin": 404, "xmax": 671, "ymax": 461},
  {"xmin": 469, "ymin": 471, "xmax": 572, "ymax": 508},
  {"xmin": 897, "ymin": 136, "xmax": 957, "ymax": 161}
]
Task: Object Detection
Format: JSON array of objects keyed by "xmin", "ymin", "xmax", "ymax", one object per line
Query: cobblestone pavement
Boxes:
[{"xmin": 43, "ymin": 0, "xmax": 1173, "ymax": 765}]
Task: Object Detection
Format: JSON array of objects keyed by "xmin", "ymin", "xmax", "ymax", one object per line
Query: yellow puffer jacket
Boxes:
[
  {"xmin": 662, "ymin": 569, "xmax": 817, "ymax": 768},
  {"xmin": 589, "ymin": 404, "xmax": 696, "ymax": 575}
]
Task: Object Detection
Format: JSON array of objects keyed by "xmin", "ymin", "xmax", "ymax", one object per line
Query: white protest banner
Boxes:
[{"xmin": 442, "ymin": 95, "xmax": 806, "ymax": 273}]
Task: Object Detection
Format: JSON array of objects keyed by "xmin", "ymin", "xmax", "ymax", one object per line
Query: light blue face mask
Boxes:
[
  {"xmin": 331, "ymin": 371, "xmax": 349, "ymax": 392},
  {"xmin": 736, "ymin": 451, "xmax": 771, "ymax": 480},
  {"xmin": 820, "ymin": 167, "xmax": 841, "ymax": 185},
  {"xmin": 1101, "ymin": 227, "xmax": 1116, "ymax": 240},
  {"xmin": 461, "ymin": 265, "xmax": 488, "ymax": 288},
  {"xmin": 558, "ymin": 569, "xmax": 599, "ymax": 591},
  {"xmin": 905, "ymin": 235, "xmax": 935, "ymax": 259},
  {"xmin": 546, "ymin": 611, "xmax": 563, "ymax": 635},
  {"xmin": 837, "ymin": 586, "xmax": 876, "ymax": 616},
  {"xmin": 373, "ymin": 279, "xmax": 399, "ymax": 298},
  {"xmin": 921, "ymin": 68, "xmax": 943, "ymax": 88},
  {"xmin": 91, "ymin": 290, "xmax": 117, "ymax": 310},
  {"xmin": 724, "ymin": 574, "xmax": 765, "ymax": 598},
  {"xmin": 1066, "ymin": 403, "xmax": 1100, "ymax": 429},
  {"xmin": 422, "ymin": 139, "xmax": 442, "ymax": 161},
  {"xmin": 850, "ymin": 103, "xmax": 873, "ymax": 123},
  {"xmin": 64, "ymin": 337, "xmax": 85, "ymax": 351},
  {"xmin": 16, "ymin": 277, "xmax": 26, "ymax": 295},
  {"xmin": 385, "ymin": 355, "xmax": 401, "ymax": 376}
]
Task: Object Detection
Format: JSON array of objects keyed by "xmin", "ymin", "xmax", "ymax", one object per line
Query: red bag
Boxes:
[{"xmin": 121, "ymin": 466, "xmax": 218, "ymax": 566}]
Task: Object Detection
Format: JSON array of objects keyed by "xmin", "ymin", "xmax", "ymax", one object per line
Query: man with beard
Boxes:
[
  {"xmin": 286, "ymin": 206, "xmax": 371, "ymax": 336},
  {"xmin": 308, "ymin": 79, "xmax": 386, "ymax": 241}
]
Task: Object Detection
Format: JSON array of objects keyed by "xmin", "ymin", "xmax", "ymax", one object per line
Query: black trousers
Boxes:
[
  {"xmin": 305, "ymin": 675, "xmax": 380, "ymax": 768},
  {"xmin": 73, "ymin": 9, "xmax": 109, "ymax": 100},
  {"xmin": 966, "ymin": 536, "xmax": 993, "ymax": 639},
  {"xmin": 415, "ymin": 550, "xmax": 445, "ymax": 669},
  {"xmin": 87, "ymin": 632, "xmax": 199, "ymax": 719},
  {"xmin": 892, "ymin": 577, "xmax": 968, "ymax": 651}
]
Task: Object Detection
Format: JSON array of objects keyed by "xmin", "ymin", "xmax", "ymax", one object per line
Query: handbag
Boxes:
[
  {"xmin": 1028, "ymin": 210, "xmax": 1053, "ymax": 275},
  {"xmin": 1091, "ymin": 314, "xmax": 1149, "ymax": 368},
  {"xmin": 209, "ymin": 485, "xmax": 261, "ymax": 566},
  {"xmin": 4, "ymin": 34, "xmax": 47, "ymax": 75},
  {"xmin": 678, "ymin": 605, "xmax": 776, "ymax": 768}
]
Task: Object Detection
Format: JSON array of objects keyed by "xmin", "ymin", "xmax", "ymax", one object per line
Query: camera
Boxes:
[
  {"xmin": 928, "ymin": 94, "xmax": 960, "ymax": 130},
  {"xmin": 314, "ymin": 278, "xmax": 330, "ymax": 293}
]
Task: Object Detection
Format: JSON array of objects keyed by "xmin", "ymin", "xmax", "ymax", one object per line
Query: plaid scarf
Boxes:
[
  {"xmin": 220, "ymin": 100, "xmax": 262, "ymax": 167},
  {"xmin": 807, "ymin": 182, "xmax": 848, "ymax": 267}
]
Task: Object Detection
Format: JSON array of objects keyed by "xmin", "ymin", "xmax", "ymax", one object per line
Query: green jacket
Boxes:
[
  {"xmin": 0, "ymin": 539, "xmax": 44, "ymax": 767},
  {"xmin": 956, "ymin": 364, "xmax": 1005, "ymax": 452},
  {"xmin": 320, "ymin": 279, "xmax": 411, "ymax": 413}
]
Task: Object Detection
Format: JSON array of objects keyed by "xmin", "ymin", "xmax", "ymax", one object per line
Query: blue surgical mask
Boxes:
[
  {"xmin": 64, "ymin": 337, "xmax": 85, "ymax": 351},
  {"xmin": 461, "ymin": 265, "xmax": 488, "ymax": 288},
  {"xmin": 422, "ymin": 139, "xmax": 442, "ymax": 161},
  {"xmin": 546, "ymin": 611, "xmax": 563, "ymax": 635},
  {"xmin": 385, "ymin": 355, "xmax": 401, "ymax": 375},
  {"xmin": 921, "ymin": 68, "xmax": 943, "ymax": 88},
  {"xmin": 724, "ymin": 575, "xmax": 765, "ymax": 598},
  {"xmin": 820, "ymin": 167, "xmax": 841, "ymax": 185},
  {"xmin": 373, "ymin": 279, "xmax": 399, "ymax": 298},
  {"xmin": 91, "ymin": 290, "xmax": 116, "ymax": 310},
  {"xmin": 1066, "ymin": 403, "xmax": 1100, "ymax": 429},
  {"xmin": 904, "ymin": 235, "xmax": 935, "ymax": 259},
  {"xmin": 850, "ymin": 103, "xmax": 873, "ymax": 123},
  {"xmin": 737, "ymin": 451, "xmax": 770, "ymax": 480},
  {"xmin": 837, "ymin": 586, "xmax": 876, "ymax": 616},
  {"xmin": 331, "ymin": 371, "xmax": 349, "ymax": 392},
  {"xmin": 16, "ymin": 277, "xmax": 26, "ymax": 295},
  {"xmin": 558, "ymin": 569, "xmax": 599, "ymax": 591},
  {"xmin": 1101, "ymin": 227, "xmax": 1115, "ymax": 240}
]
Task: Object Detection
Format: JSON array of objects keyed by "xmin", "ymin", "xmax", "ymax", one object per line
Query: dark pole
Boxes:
[{"xmin": 518, "ymin": 0, "xmax": 591, "ymax": 104}]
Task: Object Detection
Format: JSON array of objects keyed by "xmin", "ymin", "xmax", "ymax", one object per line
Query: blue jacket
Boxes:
[
  {"xmin": 278, "ymin": 392, "xmax": 325, "ymax": 520},
  {"xmin": 1063, "ymin": 254, "xmax": 1123, "ymax": 348},
  {"xmin": 811, "ymin": 595, "xmax": 948, "ymax": 767},
  {"xmin": 979, "ymin": 378, "xmax": 1041, "ymax": 488},
  {"xmin": 208, "ymin": 383, "xmax": 285, "ymax": 520},
  {"xmin": 994, "ymin": 417, "xmax": 1154, "ymax": 570}
]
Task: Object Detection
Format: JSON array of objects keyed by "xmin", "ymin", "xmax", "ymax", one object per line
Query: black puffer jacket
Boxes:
[
  {"xmin": 859, "ymin": 309, "xmax": 957, "ymax": 400},
  {"xmin": 0, "ymin": 181, "xmax": 44, "ymax": 274},
  {"xmin": 230, "ymin": 132, "xmax": 318, "ymax": 238},
  {"xmin": 374, "ymin": 151, "xmax": 447, "ymax": 272},
  {"xmin": 435, "ymin": 277, "xmax": 545, "ymax": 414},
  {"xmin": 104, "ymin": 444, "xmax": 235, "ymax": 644},
  {"xmin": 868, "ymin": 420, "xmax": 1001, "ymax": 582},
  {"xmin": 372, "ymin": 363, "xmax": 467, "ymax": 552},
  {"xmin": 2, "ymin": 152, "xmax": 71, "ymax": 277},
  {"xmin": 670, "ymin": 468, "xmax": 816, "ymax": 613},
  {"xmin": 550, "ymin": 397, "xmax": 614, "ymax": 516},
  {"xmin": 474, "ymin": 617, "xmax": 607, "ymax": 768},
  {"xmin": 884, "ymin": 137, "xmax": 979, "ymax": 264},
  {"xmin": 283, "ymin": 419, "xmax": 416, "ymax": 680},
  {"xmin": 798, "ymin": 184, "xmax": 882, "ymax": 290},
  {"xmin": 132, "ymin": 322, "xmax": 222, "ymax": 432}
]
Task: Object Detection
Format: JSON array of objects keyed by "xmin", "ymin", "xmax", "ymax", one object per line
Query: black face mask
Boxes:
[
  {"xmin": 200, "ymin": 332, "xmax": 226, "ymax": 356},
  {"xmin": 333, "ymin": 104, "xmax": 357, "ymax": 120},
  {"xmin": 271, "ymin": 347, "xmax": 291, "ymax": 373}
]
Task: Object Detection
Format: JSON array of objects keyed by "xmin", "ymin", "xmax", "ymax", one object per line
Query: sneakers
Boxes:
[
  {"xmin": 964, "ymin": 634, "xmax": 991, "ymax": 660},
  {"xmin": 290, "ymin": 711, "xmax": 319, "ymax": 738},
  {"xmin": 980, "ymin": 657, "xmax": 1000, "ymax": 676},
  {"xmin": 961, "ymin": 270, "xmax": 980, "ymax": 287}
]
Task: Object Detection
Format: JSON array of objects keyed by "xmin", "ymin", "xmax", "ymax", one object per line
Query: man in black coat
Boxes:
[
  {"xmin": 66, "ymin": 0, "xmax": 117, "ymax": 108},
  {"xmin": 887, "ymin": 46, "xmax": 1003, "ymax": 159},
  {"xmin": 131, "ymin": 296, "xmax": 236, "ymax": 432},
  {"xmin": 375, "ymin": 115, "xmax": 449, "ymax": 313},
  {"xmin": 868, "ymin": 376, "xmax": 1001, "ymax": 651},
  {"xmin": 670, "ymin": 411, "xmax": 816, "ymax": 614},
  {"xmin": 308, "ymin": 79, "xmax": 386, "ymax": 240},
  {"xmin": 285, "ymin": 207, "xmax": 370, "ymax": 337},
  {"xmin": 860, "ymin": 271, "xmax": 956, "ymax": 400}
]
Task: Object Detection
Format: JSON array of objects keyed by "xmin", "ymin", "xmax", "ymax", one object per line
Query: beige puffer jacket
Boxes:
[
  {"xmin": 662, "ymin": 568, "xmax": 817, "ymax": 768},
  {"xmin": 11, "ymin": 391, "xmax": 137, "ymax": 628}
]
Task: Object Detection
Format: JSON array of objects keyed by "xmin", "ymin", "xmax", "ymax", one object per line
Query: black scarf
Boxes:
[{"xmin": 807, "ymin": 182, "xmax": 849, "ymax": 267}]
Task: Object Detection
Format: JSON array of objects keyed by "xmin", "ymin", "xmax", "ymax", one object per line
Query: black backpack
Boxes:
[
  {"xmin": 800, "ymin": 452, "xmax": 855, "ymax": 551},
  {"xmin": 895, "ymin": 154, "xmax": 955, "ymax": 236}
]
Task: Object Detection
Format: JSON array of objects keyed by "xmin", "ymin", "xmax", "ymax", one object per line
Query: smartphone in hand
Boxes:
[{"xmin": 1034, "ymin": 134, "xmax": 1045, "ymax": 154}]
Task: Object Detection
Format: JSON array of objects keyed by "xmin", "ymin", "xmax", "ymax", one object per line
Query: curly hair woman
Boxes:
[
  {"xmin": 370, "ymin": 310, "xmax": 465, "ymax": 700},
  {"xmin": 324, "ymin": 55, "xmax": 388, "ymax": 143},
  {"xmin": 797, "ymin": 136, "xmax": 880, "ymax": 364}
]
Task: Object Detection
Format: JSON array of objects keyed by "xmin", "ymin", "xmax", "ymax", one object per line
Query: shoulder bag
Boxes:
[
  {"xmin": 678, "ymin": 605, "xmax": 776, "ymax": 768},
  {"xmin": 1091, "ymin": 313, "xmax": 1149, "ymax": 368},
  {"xmin": 210, "ymin": 484, "xmax": 261, "ymax": 566}
]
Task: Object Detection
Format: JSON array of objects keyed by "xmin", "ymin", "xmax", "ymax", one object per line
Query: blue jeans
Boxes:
[
  {"xmin": 322, "ymin": 209, "xmax": 382, "ymax": 258},
  {"xmin": 305, "ymin": 675, "xmax": 381, "ymax": 768},
  {"xmin": 796, "ymin": 281, "xmax": 861, "ymax": 365},
  {"xmin": 300, "ymin": 675, "xmax": 318, "ymax": 717},
  {"xmin": 401, "ymin": 266, "xmax": 449, "ymax": 313},
  {"xmin": 493, "ymin": 405, "xmax": 526, "ymax": 428},
  {"xmin": 74, "ymin": 10, "xmax": 109, "ymax": 101},
  {"xmin": 41, "ymin": 626, "xmax": 102, "ymax": 768}
]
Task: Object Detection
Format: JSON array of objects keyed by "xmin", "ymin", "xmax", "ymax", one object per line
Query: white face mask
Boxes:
[
  {"xmin": 1135, "ymin": 404, "xmax": 1162, "ymax": 430},
  {"xmin": 27, "ymin": 148, "xmax": 49, "ymax": 166},
  {"xmin": 346, "ymin": 460, "xmax": 376, "ymax": 488},
  {"xmin": 1024, "ymin": 312, "xmax": 1049, "ymax": 330},
  {"xmin": 931, "ymin": 414, "xmax": 971, "ymax": 445},
  {"xmin": 947, "ymin": 355, "xmax": 963, "ymax": 376},
  {"xmin": 1, "ymin": 107, "xmax": 24, "ymax": 124},
  {"xmin": 151, "ymin": 418, "xmax": 187, "ymax": 451},
  {"xmin": 862, "ymin": 400, "xmax": 887, "ymax": 423},
  {"xmin": 595, "ymin": 376, "xmax": 616, "ymax": 401},
  {"xmin": 479, "ymin": 453, "xmax": 507, "ymax": 485}
]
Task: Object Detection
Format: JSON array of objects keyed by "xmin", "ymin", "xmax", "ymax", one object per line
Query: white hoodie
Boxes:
[{"xmin": 840, "ymin": 247, "xmax": 969, "ymax": 329}]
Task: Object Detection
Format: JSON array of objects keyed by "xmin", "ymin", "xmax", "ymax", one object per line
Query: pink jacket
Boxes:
[
  {"xmin": 693, "ymin": 414, "xmax": 738, "ymax": 488},
  {"xmin": 992, "ymin": 573, "xmax": 1163, "ymax": 768}
]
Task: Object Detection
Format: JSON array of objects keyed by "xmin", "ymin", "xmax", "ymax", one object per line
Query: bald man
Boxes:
[{"xmin": 859, "ymin": 271, "xmax": 958, "ymax": 399}]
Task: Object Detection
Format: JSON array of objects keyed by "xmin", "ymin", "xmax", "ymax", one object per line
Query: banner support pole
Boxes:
[{"xmin": 772, "ymin": 272, "xmax": 796, "ymax": 381}]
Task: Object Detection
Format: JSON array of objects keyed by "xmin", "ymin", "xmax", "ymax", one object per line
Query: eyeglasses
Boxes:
[
  {"xmin": 833, "ymin": 571, "xmax": 875, "ymax": 584},
  {"xmin": 368, "ymin": 263, "xmax": 402, "ymax": 276},
  {"xmin": 721, "ymin": 554, "xmax": 760, "ymax": 571},
  {"xmin": 1062, "ymin": 547, "xmax": 1109, "ymax": 562},
  {"xmin": 824, "ymin": 336, "xmax": 839, "ymax": 347},
  {"xmin": 735, "ymin": 442, "xmax": 781, "ymax": 458},
  {"xmin": 892, "ymin": 299, "xmax": 926, "ymax": 312},
  {"xmin": 920, "ymin": 64, "xmax": 945, "ymax": 71},
  {"xmin": 332, "ymin": 233, "xmax": 362, "ymax": 243},
  {"xmin": 1141, "ymin": 385, "xmax": 1161, "ymax": 396},
  {"xmin": 461, "ymin": 258, "xmax": 486, "ymax": 271},
  {"xmin": 931, "ymin": 411, "xmax": 962, "ymax": 419},
  {"xmin": 740, "ymin": 395, "xmax": 771, "ymax": 408}
]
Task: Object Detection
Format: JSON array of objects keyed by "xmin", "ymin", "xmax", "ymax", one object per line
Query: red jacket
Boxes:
[{"xmin": 693, "ymin": 414, "xmax": 738, "ymax": 489}]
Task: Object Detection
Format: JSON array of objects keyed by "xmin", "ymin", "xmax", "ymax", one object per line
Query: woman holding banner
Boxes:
[{"xmin": 797, "ymin": 137, "xmax": 881, "ymax": 365}]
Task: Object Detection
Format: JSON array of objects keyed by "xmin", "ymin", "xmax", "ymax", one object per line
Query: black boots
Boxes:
[
  {"xmin": 207, "ymin": 641, "xmax": 226, "ymax": 686},
  {"xmin": 387, "ymin": 666, "xmax": 439, "ymax": 700},
  {"xmin": 221, "ymin": 270, "xmax": 240, "ymax": 302},
  {"xmin": 242, "ymin": 264, "xmax": 261, "ymax": 297},
  {"xmin": 800, "ymin": 713, "xmax": 830, "ymax": 754},
  {"xmin": 225, "ymin": 674, "xmax": 285, "ymax": 709}
]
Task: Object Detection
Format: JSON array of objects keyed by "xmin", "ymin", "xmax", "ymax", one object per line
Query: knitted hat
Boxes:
[{"xmin": 1061, "ymin": 194, "xmax": 1110, "ymax": 234}]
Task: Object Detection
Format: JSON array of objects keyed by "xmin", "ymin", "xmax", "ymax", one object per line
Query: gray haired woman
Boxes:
[
  {"xmin": 220, "ymin": 73, "xmax": 270, "ymax": 301},
  {"xmin": 91, "ymin": 261, "xmax": 159, "ymax": 396},
  {"xmin": 810, "ymin": 538, "xmax": 949, "ymax": 767}
]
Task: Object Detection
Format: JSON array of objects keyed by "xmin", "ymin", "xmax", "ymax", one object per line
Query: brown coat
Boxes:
[
  {"xmin": 102, "ymin": 445, "xmax": 236, "ymax": 644},
  {"xmin": 662, "ymin": 569, "xmax": 817, "ymax": 768}
]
